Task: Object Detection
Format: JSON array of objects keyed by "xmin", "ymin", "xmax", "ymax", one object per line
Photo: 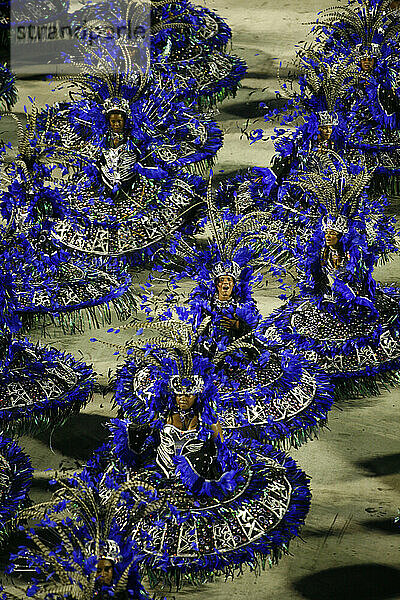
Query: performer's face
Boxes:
[
  {"xmin": 216, "ymin": 275, "xmax": 235, "ymax": 301},
  {"xmin": 318, "ymin": 125, "xmax": 333, "ymax": 140},
  {"xmin": 360, "ymin": 57, "xmax": 375, "ymax": 73},
  {"xmin": 325, "ymin": 229, "xmax": 341, "ymax": 248},
  {"xmin": 176, "ymin": 393, "xmax": 196, "ymax": 410},
  {"xmin": 96, "ymin": 559, "xmax": 114, "ymax": 586},
  {"xmin": 108, "ymin": 112, "xmax": 125, "ymax": 133}
]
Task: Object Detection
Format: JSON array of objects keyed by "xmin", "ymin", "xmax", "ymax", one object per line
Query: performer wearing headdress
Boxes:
[
  {"xmin": 266, "ymin": 50, "xmax": 361, "ymax": 182},
  {"xmin": 214, "ymin": 53, "xmax": 366, "ymax": 254},
  {"xmin": 216, "ymin": 154, "xmax": 397, "ymax": 276},
  {"xmin": 25, "ymin": 36, "xmax": 213, "ymax": 264},
  {"xmin": 260, "ymin": 163, "xmax": 400, "ymax": 397},
  {"xmin": 0, "ymin": 434, "xmax": 32, "ymax": 550},
  {"xmin": 310, "ymin": 0, "xmax": 400, "ymax": 195},
  {"xmin": 225, "ymin": 1, "xmax": 400, "ymax": 223},
  {"xmin": 4, "ymin": 477, "xmax": 154, "ymax": 599},
  {"xmin": 82, "ymin": 324, "xmax": 311, "ymax": 587},
  {"xmin": 47, "ymin": 36, "xmax": 221, "ymax": 175},
  {"xmin": 97, "ymin": 96, "xmax": 169, "ymax": 197}
]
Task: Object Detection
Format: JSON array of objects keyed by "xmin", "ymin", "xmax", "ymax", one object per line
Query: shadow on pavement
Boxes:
[
  {"xmin": 294, "ymin": 564, "xmax": 400, "ymax": 600},
  {"xmin": 356, "ymin": 453, "xmax": 400, "ymax": 476},
  {"xmin": 224, "ymin": 99, "xmax": 265, "ymax": 118},
  {"xmin": 359, "ymin": 517, "xmax": 399, "ymax": 535},
  {"xmin": 35, "ymin": 412, "xmax": 110, "ymax": 460}
]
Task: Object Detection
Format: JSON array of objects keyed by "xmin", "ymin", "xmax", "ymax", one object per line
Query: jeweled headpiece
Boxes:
[
  {"xmin": 211, "ymin": 260, "xmax": 241, "ymax": 281},
  {"xmin": 58, "ymin": 38, "xmax": 150, "ymax": 123},
  {"xmin": 86, "ymin": 539, "xmax": 122, "ymax": 564},
  {"xmin": 322, "ymin": 214, "xmax": 348, "ymax": 234},
  {"xmin": 316, "ymin": 111, "xmax": 339, "ymax": 127},
  {"xmin": 103, "ymin": 97, "xmax": 130, "ymax": 117},
  {"xmin": 355, "ymin": 43, "xmax": 381, "ymax": 59},
  {"xmin": 169, "ymin": 374, "xmax": 204, "ymax": 395},
  {"xmin": 154, "ymin": 174, "xmax": 276, "ymax": 296}
]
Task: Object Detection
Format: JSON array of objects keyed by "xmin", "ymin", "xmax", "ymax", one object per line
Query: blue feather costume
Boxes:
[
  {"xmin": 259, "ymin": 165, "xmax": 400, "ymax": 398},
  {"xmin": 308, "ymin": 0, "xmax": 400, "ymax": 195},
  {"xmin": 80, "ymin": 334, "xmax": 311, "ymax": 588},
  {"xmin": 114, "ymin": 198, "xmax": 334, "ymax": 448},
  {"xmin": 21, "ymin": 35, "xmax": 217, "ymax": 266},
  {"xmin": 0, "ymin": 171, "xmax": 136, "ymax": 331}
]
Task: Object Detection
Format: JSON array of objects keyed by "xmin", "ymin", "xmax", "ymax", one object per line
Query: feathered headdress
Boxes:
[
  {"xmin": 61, "ymin": 36, "xmax": 151, "ymax": 116},
  {"xmin": 0, "ymin": 102, "xmax": 79, "ymax": 194},
  {"xmin": 5, "ymin": 475, "xmax": 159, "ymax": 599},
  {"xmin": 119, "ymin": 319, "xmax": 212, "ymax": 395},
  {"xmin": 311, "ymin": 0, "xmax": 400, "ymax": 55},
  {"xmin": 278, "ymin": 49, "xmax": 362, "ymax": 124},
  {"xmin": 65, "ymin": 0, "xmax": 195, "ymax": 111},
  {"xmin": 109, "ymin": 318, "xmax": 261, "ymax": 399},
  {"xmin": 286, "ymin": 153, "xmax": 373, "ymax": 233},
  {"xmin": 158, "ymin": 173, "xmax": 282, "ymax": 289}
]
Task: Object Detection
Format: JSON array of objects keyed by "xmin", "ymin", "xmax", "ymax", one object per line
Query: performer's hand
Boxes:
[{"xmin": 219, "ymin": 316, "xmax": 240, "ymax": 330}]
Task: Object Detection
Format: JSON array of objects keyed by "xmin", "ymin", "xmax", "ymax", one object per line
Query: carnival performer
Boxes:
[
  {"xmin": 4, "ymin": 477, "xmax": 154, "ymax": 599},
  {"xmin": 259, "ymin": 162, "xmax": 400, "ymax": 397},
  {"xmin": 82, "ymin": 327, "xmax": 311, "ymax": 587},
  {"xmin": 310, "ymin": 0, "xmax": 400, "ymax": 195},
  {"xmin": 216, "ymin": 153, "xmax": 397, "ymax": 275},
  {"xmin": 27, "ymin": 37, "xmax": 212, "ymax": 263},
  {"xmin": 265, "ymin": 51, "xmax": 362, "ymax": 183},
  {"xmin": 213, "ymin": 53, "xmax": 367, "ymax": 257},
  {"xmin": 0, "ymin": 434, "xmax": 32, "ymax": 550},
  {"xmin": 98, "ymin": 101, "xmax": 168, "ymax": 197},
  {"xmin": 43, "ymin": 34, "xmax": 222, "ymax": 178}
]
